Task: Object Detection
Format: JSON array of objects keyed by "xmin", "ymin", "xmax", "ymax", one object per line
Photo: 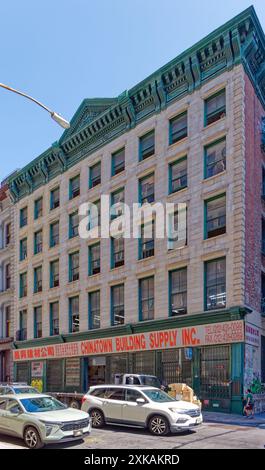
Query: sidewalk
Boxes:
[{"xmin": 203, "ymin": 411, "xmax": 265, "ymax": 427}]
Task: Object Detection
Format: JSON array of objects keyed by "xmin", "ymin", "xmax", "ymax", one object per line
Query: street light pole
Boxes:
[{"xmin": 0, "ymin": 82, "xmax": 70, "ymax": 129}]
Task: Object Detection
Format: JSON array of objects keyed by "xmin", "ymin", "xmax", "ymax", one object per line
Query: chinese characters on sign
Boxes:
[{"xmin": 13, "ymin": 320, "xmax": 245, "ymax": 362}]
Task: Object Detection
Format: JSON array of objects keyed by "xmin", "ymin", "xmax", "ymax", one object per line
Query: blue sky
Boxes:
[{"xmin": 0, "ymin": 0, "xmax": 264, "ymax": 181}]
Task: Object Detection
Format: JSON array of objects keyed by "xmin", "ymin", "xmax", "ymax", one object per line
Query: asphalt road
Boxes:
[{"xmin": 0, "ymin": 421, "xmax": 265, "ymax": 449}]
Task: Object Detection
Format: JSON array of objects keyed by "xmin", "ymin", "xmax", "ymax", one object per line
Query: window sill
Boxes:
[
  {"xmin": 202, "ymin": 116, "xmax": 226, "ymax": 132},
  {"xmin": 167, "ymin": 186, "xmax": 188, "ymax": 199},
  {"xmin": 167, "ymin": 136, "xmax": 188, "ymax": 151},
  {"xmin": 88, "ymin": 272, "xmax": 101, "ymax": 279},
  {"xmin": 202, "ymin": 170, "xmax": 227, "ymax": 184},
  {"xmin": 203, "ymin": 233, "xmax": 227, "ymax": 243}
]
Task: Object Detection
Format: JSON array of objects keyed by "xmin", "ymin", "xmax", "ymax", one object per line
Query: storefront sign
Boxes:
[
  {"xmin": 31, "ymin": 361, "xmax": 44, "ymax": 378},
  {"xmin": 13, "ymin": 319, "xmax": 245, "ymax": 362},
  {"xmin": 245, "ymin": 323, "xmax": 260, "ymax": 347}
]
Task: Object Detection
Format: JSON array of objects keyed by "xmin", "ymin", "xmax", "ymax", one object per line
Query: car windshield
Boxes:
[
  {"xmin": 20, "ymin": 396, "xmax": 67, "ymax": 413},
  {"xmin": 13, "ymin": 387, "xmax": 39, "ymax": 394},
  {"xmin": 143, "ymin": 389, "xmax": 175, "ymax": 403},
  {"xmin": 140, "ymin": 376, "xmax": 161, "ymax": 388}
]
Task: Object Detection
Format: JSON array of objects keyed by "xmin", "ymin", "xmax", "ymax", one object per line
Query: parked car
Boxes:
[
  {"xmin": 0, "ymin": 393, "xmax": 91, "ymax": 448},
  {"xmin": 81, "ymin": 385, "xmax": 202, "ymax": 436},
  {"xmin": 0, "ymin": 383, "xmax": 40, "ymax": 395}
]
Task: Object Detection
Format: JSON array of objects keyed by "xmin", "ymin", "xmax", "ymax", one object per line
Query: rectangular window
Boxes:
[
  {"xmin": 69, "ymin": 252, "xmax": 79, "ymax": 282},
  {"xmin": 167, "ymin": 207, "xmax": 187, "ymax": 250},
  {"xmin": 139, "ymin": 222, "xmax": 154, "ymax": 259},
  {"xmin": 112, "ymin": 148, "xmax": 125, "ymax": 176},
  {"xmin": 34, "ymin": 230, "xmax": 43, "ymax": 255},
  {"xmin": 50, "ymin": 260, "xmax": 59, "ymax": 288},
  {"xmin": 169, "ymin": 268, "xmax": 187, "ymax": 316},
  {"xmin": 111, "ymin": 284, "xmax": 124, "ymax": 326},
  {"xmin": 139, "ymin": 174, "xmax": 154, "ymax": 205},
  {"xmin": 50, "ymin": 302, "xmax": 59, "ymax": 336},
  {"xmin": 34, "ymin": 306, "xmax": 42, "ymax": 338},
  {"xmin": 139, "ymin": 130, "xmax": 155, "ymax": 160},
  {"xmin": 205, "ymin": 194, "xmax": 226, "ymax": 239},
  {"xmin": 205, "ymin": 139, "xmax": 226, "ymax": 178},
  {"xmin": 5, "ymin": 306, "xmax": 11, "ymax": 338},
  {"xmin": 19, "ymin": 310, "xmax": 27, "ymax": 340},
  {"xmin": 139, "ymin": 277, "xmax": 154, "ymax": 321},
  {"xmin": 205, "ymin": 89, "xmax": 226, "ymax": 126},
  {"xmin": 50, "ymin": 221, "xmax": 59, "ymax": 247},
  {"xmin": 34, "ymin": 266, "xmax": 42, "ymax": 293},
  {"xmin": 111, "ymin": 237, "xmax": 124, "ymax": 268},
  {"xmin": 169, "ymin": 157, "xmax": 187, "ymax": 193},
  {"xmin": 34, "ymin": 197, "xmax": 43, "ymax": 220},
  {"xmin": 69, "ymin": 296, "xmax": 79, "ymax": 333},
  {"xmin": 5, "ymin": 264, "xmax": 11, "ymax": 290},
  {"xmin": 88, "ymin": 200, "xmax": 101, "ymax": 230},
  {"xmin": 89, "ymin": 162, "xmax": 101, "ymax": 188},
  {"xmin": 5, "ymin": 223, "xmax": 11, "ymax": 246},
  {"xmin": 169, "ymin": 112, "xmax": 187, "ymax": 145},
  {"xmin": 20, "ymin": 238, "xmax": 27, "ymax": 261},
  {"xmin": 110, "ymin": 188, "xmax": 124, "ymax": 219},
  {"xmin": 50, "ymin": 187, "xmax": 60, "ymax": 210},
  {"xmin": 19, "ymin": 272, "xmax": 27, "ymax": 298},
  {"xmin": 69, "ymin": 175, "xmax": 80, "ymax": 199},
  {"xmin": 69, "ymin": 211, "xmax": 79, "ymax": 238},
  {"xmin": 89, "ymin": 243, "xmax": 100, "ymax": 275},
  {"xmin": 205, "ymin": 258, "xmax": 226, "ymax": 310},
  {"xmin": 89, "ymin": 291, "xmax": 100, "ymax": 329},
  {"xmin": 20, "ymin": 207, "xmax": 28, "ymax": 228}
]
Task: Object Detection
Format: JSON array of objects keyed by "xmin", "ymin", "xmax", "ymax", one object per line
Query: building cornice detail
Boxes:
[{"xmin": 9, "ymin": 6, "xmax": 265, "ymax": 202}]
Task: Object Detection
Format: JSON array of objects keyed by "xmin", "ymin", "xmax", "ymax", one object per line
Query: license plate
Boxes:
[{"xmin": 73, "ymin": 430, "xmax": 83, "ymax": 437}]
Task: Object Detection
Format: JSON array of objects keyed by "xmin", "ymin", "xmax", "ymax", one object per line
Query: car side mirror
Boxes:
[
  {"xmin": 136, "ymin": 398, "xmax": 146, "ymax": 405},
  {"xmin": 10, "ymin": 407, "xmax": 21, "ymax": 415}
]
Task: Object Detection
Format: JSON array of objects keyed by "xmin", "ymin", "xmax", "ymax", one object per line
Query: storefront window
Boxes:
[
  {"xmin": 200, "ymin": 345, "xmax": 231, "ymax": 399},
  {"xmin": 161, "ymin": 349, "xmax": 192, "ymax": 386},
  {"xmin": 65, "ymin": 358, "xmax": 80, "ymax": 389},
  {"xmin": 133, "ymin": 351, "xmax": 155, "ymax": 375},
  {"xmin": 46, "ymin": 360, "xmax": 63, "ymax": 392}
]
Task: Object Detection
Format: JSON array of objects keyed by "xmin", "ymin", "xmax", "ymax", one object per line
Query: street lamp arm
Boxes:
[{"xmin": 0, "ymin": 82, "xmax": 70, "ymax": 129}]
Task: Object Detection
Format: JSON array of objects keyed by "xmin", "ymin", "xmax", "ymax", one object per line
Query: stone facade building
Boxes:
[{"xmin": 8, "ymin": 6, "xmax": 265, "ymax": 412}]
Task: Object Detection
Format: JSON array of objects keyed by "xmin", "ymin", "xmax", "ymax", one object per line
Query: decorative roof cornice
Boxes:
[{"xmin": 9, "ymin": 6, "xmax": 265, "ymax": 202}]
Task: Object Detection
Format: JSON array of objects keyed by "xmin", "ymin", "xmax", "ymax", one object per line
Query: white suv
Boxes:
[{"xmin": 81, "ymin": 385, "xmax": 202, "ymax": 436}]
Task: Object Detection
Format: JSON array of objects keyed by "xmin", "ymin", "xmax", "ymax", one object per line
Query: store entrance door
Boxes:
[{"xmin": 88, "ymin": 356, "xmax": 106, "ymax": 386}]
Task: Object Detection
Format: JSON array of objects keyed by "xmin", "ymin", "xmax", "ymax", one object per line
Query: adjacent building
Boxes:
[
  {"xmin": 0, "ymin": 180, "xmax": 14, "ymax": 381},
  {"xmin": 8, "ymin": 6, "xmax": 265, "ymax": 413}
]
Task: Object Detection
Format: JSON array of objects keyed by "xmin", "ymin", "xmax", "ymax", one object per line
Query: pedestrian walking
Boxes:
[{"xmin": 244, "ymin": 389, "xmax": 255, "ymax": 418}]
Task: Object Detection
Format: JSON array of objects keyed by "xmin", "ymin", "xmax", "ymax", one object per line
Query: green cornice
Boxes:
[
  {"xmin": 9, "ymin": 6, "xmax": 265, "ymax": 202},
  {"xmin": 13, "ymin": 306, "xmax": 249, "ymax": 349}
]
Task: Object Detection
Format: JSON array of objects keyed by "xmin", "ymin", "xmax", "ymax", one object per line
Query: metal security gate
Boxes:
[
  {"xmin": 16, "ymin": 362, "xmax": 30, "ymax": 384},
  {"xmin": 107, "ymin": 354, "xmax": 128, "ymax": 383},
  {"xmin": 161, "ymin": 349, "xmax": 192, "ymax": 386},
  {"xmin": 132, "ymin": 351, "xmax": 155, "ymax": 375},
  {"xmin": 199, "ymin": 345, "xmax": 231, "ymax": 400},
  {"xmin": 46, "ymin": 359, "xmax": 63, "ymax": 392}
]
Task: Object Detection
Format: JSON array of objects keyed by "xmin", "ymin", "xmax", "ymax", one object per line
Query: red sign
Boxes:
[{"xmin": 13, "ymin": 320, "xmax": 245, "ymax": 362}]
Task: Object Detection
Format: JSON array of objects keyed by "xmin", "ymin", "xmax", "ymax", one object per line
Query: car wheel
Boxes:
[
  {"xmin": 69, "ymin": 400, "xmax": 80, "ymax": 409},
  {"xmin": 148, "ymin": 415, "xmax": 170, "ymax": 436},
  {"xmin": 90, "ymin": 409, "xmax": 105, "ymax": 428},
  {"xmin": 24, "ymin": 426, "xmax": 43, "ymax": 449}
]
